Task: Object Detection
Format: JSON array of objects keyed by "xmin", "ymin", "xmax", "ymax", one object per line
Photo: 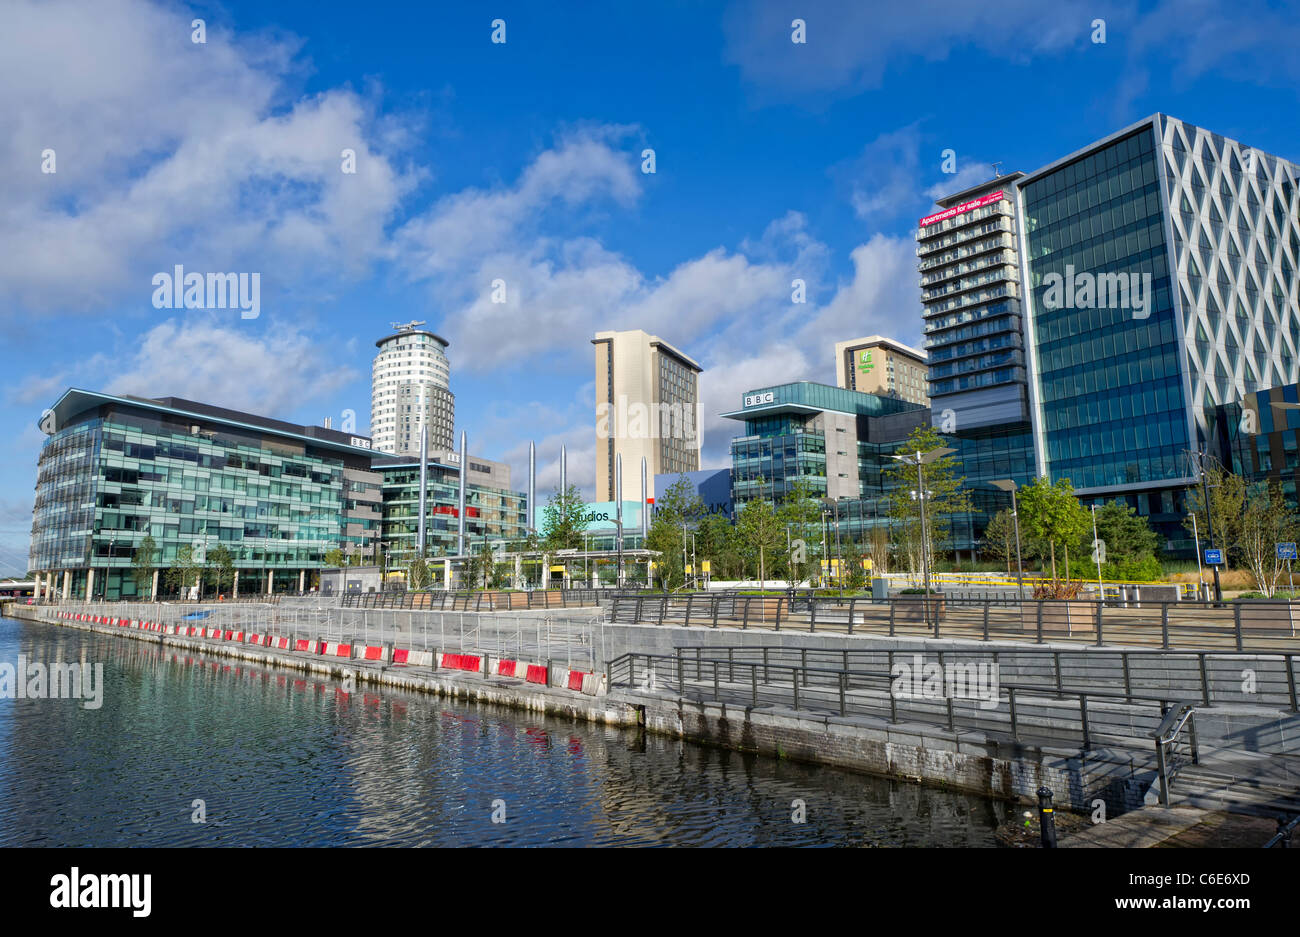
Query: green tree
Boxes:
[
  {"xmin": 408, "ymin": 553, "xmax": 431, "ymax": 590},
  {"xmin": 164, "ymin": 545, "xmax": 202, "ymax": 599},
  {"xmin": 777, "ymin": 478, "xmax": 822, "ymax": 584},
  {"xmin": 323, "ymin": 548, "xmax": 346, "ymax": 568},
  {"xmin": 131, "ymin": 534, "xmax": 158, "ymax": 598},
  {"xmin": 982, "ymin": 509, "xmax": 1017, "ymax": 574},
  {"xmin": 1237, "ymin": 480, "xmax": 1300, "ymax": 596},
  {"xmin": 1183, "ymin": 458, "xmax": 1247, "ymax": 567},
  {"xmin": 644, "ymin": 476, "xmax": 705, "ymax": 590},
  {"xmin": 695, "ymin": 512, "xmax": 742, "ymax": 580},
  {"xmin": 206, "ymin": 544, "xmax": 235, "ymax": 595},
  {"xmin": 883, "ymin": 425, "xmax": 973, "ymax": 580},
  {"xmin": 1017, "ymin": 477, "xmax": 1091, "ymax": 584},
  {"xmin": 736, "ymin": 497, "xmax": 784, "ymax": 587},
  {"xmin": 540, "ymin": 484, "xmax": 590, "ymax": 551}
]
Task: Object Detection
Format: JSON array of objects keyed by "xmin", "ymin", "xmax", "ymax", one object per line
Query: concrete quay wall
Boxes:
[{"xmin": 14, "ymin": 604, "xmax": 1157, "ymax": 813}]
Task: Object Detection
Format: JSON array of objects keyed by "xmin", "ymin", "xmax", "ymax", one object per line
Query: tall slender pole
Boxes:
[
  {"xmin": 640, "ymin": 457, "xmax": 648, "ymax": 539},
  {"xmin": 1091, "ymin": 504, "xmax": 1104, "ymax": 600},
  {"xmin": 560, "ymin": 443, "xmax": 567, "ymax": 499},
  {"xmin": 834, "ymin": 500, "xmax": 843, "ymax": 597},
  {"xmin": 528, "ymin": 440, "xmax": 536, "ymax": 537},
  {"xmin": 615, "ymin": 453, "xmax": 624, "ymax": 589},
  {"xmin": 917, "ymin": 459, "xmax": 931, "ymax": 618},
  {"xmin": 417, "ymin": 426, "xmax": 428, "ymax": 564},
  {"xmin": 1011, "ymin": 489, "xmax": 1025, "ymax": 602},
  {"xmin": 1196, "ymin": 449, "xmax": 1223, "ymax": 604},
  {"xmin": 1190, "ymin": 512, "xmax": 1204, "ymax": 600},
  {"xmin": 456, "ymin": 430, "xmax": 467, "ymax": 557}
]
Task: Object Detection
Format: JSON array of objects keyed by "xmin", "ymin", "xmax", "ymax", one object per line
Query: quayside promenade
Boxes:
[{"xmin": 10, "ymin": 591, "xmax": 1300, "ymax": 830}]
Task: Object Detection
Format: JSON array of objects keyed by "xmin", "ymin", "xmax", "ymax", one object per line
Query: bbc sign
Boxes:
[{"xmin": 744, "ymin": 392, "xmax": 775, "ymax": 408}]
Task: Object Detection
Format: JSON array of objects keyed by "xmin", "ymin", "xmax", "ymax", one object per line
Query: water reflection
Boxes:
[{"xmin": 0, "ymin": 617, "xmax": 1007, "ymax": 846}]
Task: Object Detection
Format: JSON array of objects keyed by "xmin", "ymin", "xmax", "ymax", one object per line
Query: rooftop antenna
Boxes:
[
  {"xmin": 991, "ymin": 161, "xmax": 1003, "ymax": 178},
  {"xmin": 390, "ymin": 319, "xmax": 427, "ymax": 332}
]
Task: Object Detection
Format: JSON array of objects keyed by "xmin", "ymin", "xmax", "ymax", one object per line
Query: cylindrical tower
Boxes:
[{"xmin": 371, "ymin": 321, "xmax": 454, "ymax": 455}]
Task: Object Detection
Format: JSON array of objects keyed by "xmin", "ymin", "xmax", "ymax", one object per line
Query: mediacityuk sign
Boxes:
[{"xmin": 918, "ymin": 190, "xmax": 1005, "ymax": 228}]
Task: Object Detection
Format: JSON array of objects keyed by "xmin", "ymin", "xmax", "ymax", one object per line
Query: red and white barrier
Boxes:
[
  {"xmin": 321, "ymin": 642, "xmax": 352, "ymax": 659},
  {"xmin": 391, "ymin": 648, "xmax": 434, "ymax": 668},
  {"xmin": 356, "ymin": 645, "xmax": 389, "ymax": 662},
  {"xmin": 438, "ymin": 653, "xmax": 481, "ymax": 673}
]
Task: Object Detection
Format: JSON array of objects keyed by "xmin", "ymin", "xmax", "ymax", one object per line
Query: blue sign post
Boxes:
[
  {"xmin": 1204, "ymin": 548, "xmax": 1223, "ymax": 566},
  {"xmin": 1279, "ymin": 543, "xmax": 1297, "ymax": 593}
]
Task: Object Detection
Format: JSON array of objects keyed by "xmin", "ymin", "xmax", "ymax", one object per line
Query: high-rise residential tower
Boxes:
[
  {"xmin": 593, "ymin": 329, "xmax": 702, "ymax": 503},
  {"xmin": 834, "ymin": 335, "xmax": 929, "ymax": 406},
  {"xmin": 917, "ymin": 173, "xmax": 1037, "ymax": 554},
  {"xmin": 370, "ymin": 321, "xmax": 455, "ymax": 455}
]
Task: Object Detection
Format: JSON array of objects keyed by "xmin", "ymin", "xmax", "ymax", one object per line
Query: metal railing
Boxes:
[
  {"xmin": 609, "ymin": 650, "xmax": 1211, "ymax": 752},
  {"xmin": 1151, "ymin": 702, "xmax": 1200, "ymax": 807},
  {"xmin": 341, "ymin": 589, "xmax": 603, "ymax": 610},
  {"xmin": 54, "ymin": 600, "xmax": 604, "ymax": 672},
  {"xmin": 665, "ymin": 644, "xmax": 1300, "ymax": 713},
  {"xmin": 1264, "ymin": 813, "xmax": 1299, "ymax": 848},
  {"xmin": 608, "ymin": 594, "xmax": 1300, "ymax": 651}
]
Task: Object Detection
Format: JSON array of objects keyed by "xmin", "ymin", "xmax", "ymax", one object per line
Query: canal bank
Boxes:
[
  {"xmin": 1, "ymin": 611, "xmax": 1006, "ymax": 846},
  {"xmin": 8, "ymin": 601, "xmax": 1171, "ymax": 817}
]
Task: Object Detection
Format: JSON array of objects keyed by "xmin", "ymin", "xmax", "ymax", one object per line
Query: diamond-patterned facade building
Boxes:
[{"xmin": 1014, "ymin": 114, "xmax": 1299, "ymax": 550}]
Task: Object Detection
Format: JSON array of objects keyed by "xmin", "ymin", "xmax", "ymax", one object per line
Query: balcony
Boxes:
[
  {"xmin": 917, "ymin": 233, "xmax": 1015, "ymax": 272},
  {"xmin": 916, "ymin": 201, "xmax": 1013, "ymax": 242},
  {"xmin": 916, "ymin": 217, "xmax": 1014, "ymax": 257}
]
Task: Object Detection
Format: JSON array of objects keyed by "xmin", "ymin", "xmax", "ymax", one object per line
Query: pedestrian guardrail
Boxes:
[
  {"xmin": 609, "ymin": 650, "xmax": 1217, "ymax": 753},
  {"xmin": 341, "ymin": 589, "xmax": 602, "ymax": 610},
  {"xmin": 667, "ymin": 644, "xmax": 1300, "ymax": 713},
  {"xmin": 607, "ymin": 594, "xmax": 1300, "ymax": 652}
]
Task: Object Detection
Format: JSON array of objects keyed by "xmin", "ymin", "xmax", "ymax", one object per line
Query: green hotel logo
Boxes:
[{"xmin": 858, "ymin": 350, "xmax": 874, "ymax": 374}]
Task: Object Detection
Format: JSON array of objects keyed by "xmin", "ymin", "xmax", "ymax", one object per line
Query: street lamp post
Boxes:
[
  {"xmin": 893, "ymin": 448, "xmax": 956, "ymax": 629},
  {"xmin": 1188, "ymin": 448, "xmax": 1223, "ymax": 604},
  {"xmin": 1190, "ymin": 512, "xmax": 1206, "ymax": 600},
  {"xmin": 982, "ymin": 478, "xmax": 1024, "ymax": 603}
]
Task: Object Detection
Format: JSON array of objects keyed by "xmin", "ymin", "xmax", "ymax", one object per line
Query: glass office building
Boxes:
[
  {"xmin": 30, "ymin": 391, "xmax": 380, "ymax": 599},
  {"xmin": 1016, "ymin": 114, "xmax": 1300, "ymax": 551},
  {"xmin": 723, "ymin": 381, "xmax": 927, "ymax": 542},
  {"xmin": 29, "ymin": 390, "xmax": 528, "ymax": 599},
  {"xmin": 377, "ymin": 459, "xmax": 530, "ymax": 567}
]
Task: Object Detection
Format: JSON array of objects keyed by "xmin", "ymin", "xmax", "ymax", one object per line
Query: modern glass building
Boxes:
[
  {"xmin": 1216, "ymin": 383, "xmax": 1300, "ymax": 504},
  {"xmin": 722, "ymin": 381, "xmax": 927, "ymax": 542},
  {"xmin": 30, "ymin": 390, "xmax": 381, "ymax": 600},
  {"xmin": 1017, "ymin": 114, "xmax": 1300, "ymax": 550},
  {"xmin": 376, "ymin": 456, "xmax": 530, "ymax": 568},
  {"xmin": 29, "ymin": 390, "xmax": 528, "ymax": 599}
]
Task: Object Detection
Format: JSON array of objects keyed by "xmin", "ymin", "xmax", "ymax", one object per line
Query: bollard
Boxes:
[{"xmin": 1037, "ymin": 787, "xmax": 1058, "ymax": 848}]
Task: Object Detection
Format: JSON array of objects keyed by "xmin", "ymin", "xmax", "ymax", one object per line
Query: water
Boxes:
[{"xmin": 0, "ymin": 616, "xmax": 1008, "ymax": 846}]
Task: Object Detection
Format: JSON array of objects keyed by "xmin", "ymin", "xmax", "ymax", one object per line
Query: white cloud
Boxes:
[
  {"xmin": 102, "ymin": 317, "xmax": 359, "ymax": 416},
  {"xmin": 0, "ymin": 0, "xmax": 415, "ymax": 313}
]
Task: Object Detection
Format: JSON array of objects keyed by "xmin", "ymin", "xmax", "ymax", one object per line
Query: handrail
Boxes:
[
  {"xmin": 608, "ymin": 650, "xmax": 1207, "ymax": 751},
  {"xmin": 1150, "ymin": 700, "xmax": 1201, "ymax": 808},
  {"xmin": 651, "ymin": 644, "xmax": 1300, "ymax": 712},
  {"xmin": 1263, "ymin": 812, "xmax": 1299, "ymax": 848}
]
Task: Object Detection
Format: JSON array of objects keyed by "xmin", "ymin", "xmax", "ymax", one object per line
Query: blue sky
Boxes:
[{"xmin": 2, "ymin": 0, "xmax": 1299, "ymax": 575}]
